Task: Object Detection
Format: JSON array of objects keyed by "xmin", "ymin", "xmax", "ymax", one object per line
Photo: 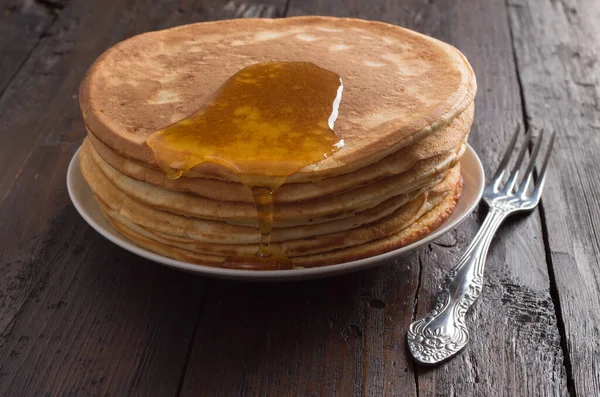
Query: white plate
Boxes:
[{"xmin": 67, "ymin": 145, "xmax": 485, "ymax": 281}]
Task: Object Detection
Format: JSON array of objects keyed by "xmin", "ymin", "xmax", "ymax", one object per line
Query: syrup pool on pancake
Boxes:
[{"xmin": 146, "ymin": 61, "xmax": 344, "ymax": 269}]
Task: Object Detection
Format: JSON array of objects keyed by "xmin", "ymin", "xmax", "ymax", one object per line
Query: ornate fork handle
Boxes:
[{"xmin": 407, "ymin": 207, "xmax": 507, "ymax": 365}]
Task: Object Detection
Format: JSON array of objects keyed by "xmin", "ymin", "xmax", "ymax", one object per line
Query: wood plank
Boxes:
[
  {"xmin": 174, "ymin": 7, "xmax": 422, "ymax": 397},
  {"xmin": 508, "ymin": 0, "xmax": 600, "ymax": 395},
  {"xmin": 0, "ymin": 0, "xmax": 193, "ymax": 346},
  {"xmin": 0, "ymin": 0, "xmax": 287, "ymax": 204},
  {"xmin": 0, "ymin": 1, "xmax": 54, "ymax": 96},
  {"xmin": 0, "ymin": 0, "xmax": 286, "ymax": 395},
  {"xmin": 178, "ymin": 263, "xmax": 420, "ymax": 397},
  {"xmin": 0, "ymin": 152, "xmax": 204, "ymax": 396},
  {"xmin": 0, "ymin": 0, "xmax": 285, "ymax": 331},
  {"xmin": 398, "ymin": 1, "xmax": 569, "ymax": 395},
  {"xmin": 290, "ymin": 0, "xmax": 564, "ymax": 396}
]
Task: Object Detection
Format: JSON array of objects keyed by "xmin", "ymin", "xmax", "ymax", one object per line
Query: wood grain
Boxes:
[
  {"xmin": 285, "ymin": 0, "xmax": 568, "ymax": 396},
  {"xmin": 178, "ymin": 262, "xmax": 419, "ymax": 397},
  {"xmin": 0, "ymin": 0, "xmax": 594, "ymax": 395},
  {"xmin": 0, "ymin": 1, "xmax": 54, "ymax": 96},
  {"xmin": 508, "ymin": 0, "xmax": 600, "ymax": 395},
  {"xmin": 0, "ymin": 1, "xmax": 209, "ymax": 395},
  {"xmin": 401, "ymin": 0, "xmax": 569, "ymax": 395},
  {"xmin": 0, "ymin": 0, "xmax": 285, "ymax": 395},
  {"xmin": 177, "ymin": 2, "xmax": 436, "ymax": 394}
]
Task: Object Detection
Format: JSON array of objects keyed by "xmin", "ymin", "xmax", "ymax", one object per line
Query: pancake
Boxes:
[
  {"xmin": 100, "ymin": 187, "xmax": 438, "ymax": 257},
  {"xmin": 84, "ymin": 138, "xmax": 462, "ymax": 226},
  {"xmin": 104, "ymin": 179, "xmax": 462, "ymax": 269},
  {"xmin": 80, "ymin": 16, "xmax": 476, "ymax": 183},
  {"xmin": 98, "ymin": 167, "xmax": 458, "ymax": 257},
  {"xmin": 86, "ymin": 103, "xmax": 472, "ymax": 203},
  {"xmin": 81, "ymin": 138, "xmax": 460, "ymax": 248},
  {"xmin": 77, "ymin": 16, "xmax": 476, "ymax": 270}
]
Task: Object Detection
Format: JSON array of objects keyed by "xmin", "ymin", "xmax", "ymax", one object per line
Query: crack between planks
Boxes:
[
  {"xmin": 174, "ymin": 281, "xmax": 211, "ymax": 397},
  {"xmin": 411, "ymin": 253, "xmax": 423, "ymax": 397},
  {"xmin": 504, "ymin": 2, "xmax": 576, "ymax": 396},
  {"xmin": 413, "ymin": 361, "xmax": 420, "ymax": 397},
  {"xmin": 361, "ymin": 310, "xmax": 369, "ymax": 397},
  {"xmin": 539, "ymin": 202, "xmax": 577, "ymax": 397},
  {"xmin": 282, "ymin": 0, "xmax": 292, "ymax": 17},
  {"xmin": 411, "ymin": 253, "xmax": 424, "ymax": 323},
  {"xmin": 505, "ymin": 11, "xmax": 529, "ymax": 131}
]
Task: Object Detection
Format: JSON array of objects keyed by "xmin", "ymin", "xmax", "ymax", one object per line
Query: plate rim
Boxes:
[{"xmin": 67, "ymin": 144, "xmax": 485, "ymax": 281}]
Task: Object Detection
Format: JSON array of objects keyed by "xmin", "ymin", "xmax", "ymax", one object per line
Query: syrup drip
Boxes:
[
  {"xmin": 146, "ymin": 61, "xmax": 343, "ymax": 268},
  {"xmin": 252, "ymin": 186, "xmax": 274, "ymax": 258}
]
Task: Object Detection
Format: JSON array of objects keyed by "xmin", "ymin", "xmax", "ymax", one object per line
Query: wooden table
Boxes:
[{"xmin": 1, "ymin": 0, "xmax": 599, "ymax": 395}]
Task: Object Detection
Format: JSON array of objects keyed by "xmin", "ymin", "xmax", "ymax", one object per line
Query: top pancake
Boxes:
[{"xmin": 80, "ymin": 16, "xmax": 476, "ymax": 183}]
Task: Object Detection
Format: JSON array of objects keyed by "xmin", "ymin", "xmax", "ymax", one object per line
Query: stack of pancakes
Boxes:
[{"xmin": 79, "ymin": 17, "xmax": 476, "ymax": 269}]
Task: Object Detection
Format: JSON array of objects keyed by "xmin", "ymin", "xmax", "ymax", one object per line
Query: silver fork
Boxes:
[{"xmin": 407, "ymin": 125, "xmax": 555, "ymax": 365}]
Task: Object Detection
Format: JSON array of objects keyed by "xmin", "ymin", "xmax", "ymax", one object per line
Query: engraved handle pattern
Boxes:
[{"xmin": 407, "ymin": 208, "xmax": 506, "ymax": 365}]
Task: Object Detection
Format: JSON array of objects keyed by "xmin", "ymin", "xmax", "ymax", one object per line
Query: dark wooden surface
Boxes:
[{"xmin": 0, "ymin": 0, "xmax": 597, "ymax": 395}]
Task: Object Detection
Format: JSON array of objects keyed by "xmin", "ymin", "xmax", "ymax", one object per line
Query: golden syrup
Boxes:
[
  {"xmin": 146, "ymin": 61, "xmax": 343, "ymax": 268},
  {"xmin": 252, "ymin": 186, "xmax": 275, "ymax": 258}
]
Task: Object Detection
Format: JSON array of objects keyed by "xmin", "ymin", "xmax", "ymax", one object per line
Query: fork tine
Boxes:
[
  {"xmin": 491, "ymin": 124, "xmax": 522, "ymax": 190},
  {"xmin": 530, "ymin": 131, "xmax": 556, "ymax": 204},
  {"xmin": 516, "ymin": 129, "xmax": 544, "ymax": 196},
  {"xmin": 502, "ymin": 129, "xmax": 532, "ymax": 193}
]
